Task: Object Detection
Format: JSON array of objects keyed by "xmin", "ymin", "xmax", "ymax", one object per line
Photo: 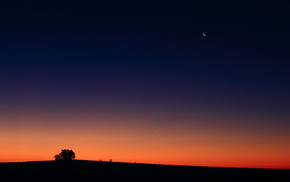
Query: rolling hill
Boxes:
[{"xmin": 0, "ymin": 160, "xmax": 289, "ymax": 182}]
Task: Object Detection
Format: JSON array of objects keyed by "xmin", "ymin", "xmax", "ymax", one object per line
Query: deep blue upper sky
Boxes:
[{"xmin": 0, "ymin": 1, "xmax": 289, "ymax": 120}]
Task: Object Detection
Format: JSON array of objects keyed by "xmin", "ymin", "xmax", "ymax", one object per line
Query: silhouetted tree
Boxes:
[
  {"xmin": 54, "ymin": 149, "xmax": 75, "ymax": 161},
  {"xmin": 54, "ymin": 154, "xmax": 61, "ymax": 160}
]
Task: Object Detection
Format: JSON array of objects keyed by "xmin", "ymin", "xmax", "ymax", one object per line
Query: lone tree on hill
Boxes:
[{"xmin": 54, "ymin": 149, "xmax": 75, "ymax": 161}]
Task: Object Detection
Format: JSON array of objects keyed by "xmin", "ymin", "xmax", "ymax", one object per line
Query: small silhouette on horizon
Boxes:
[{"xmin": 54, "ymin": 149, "xmax": 75, "ymax": 161}]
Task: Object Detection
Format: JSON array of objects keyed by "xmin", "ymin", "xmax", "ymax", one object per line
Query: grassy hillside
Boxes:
[{"xmin": 0, "ymin": 160, "xmax": 289, "ymax": 182}]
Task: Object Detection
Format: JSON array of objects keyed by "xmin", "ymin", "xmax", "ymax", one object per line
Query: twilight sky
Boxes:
[{"xmin": 0, "ymin": 1, "xmax": 290, "ymax": 168}]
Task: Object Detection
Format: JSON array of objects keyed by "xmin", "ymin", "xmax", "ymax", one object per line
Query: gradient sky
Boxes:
[{"xmin": 0, "ymin": 1, "xmax": 290, "ymax": 168}]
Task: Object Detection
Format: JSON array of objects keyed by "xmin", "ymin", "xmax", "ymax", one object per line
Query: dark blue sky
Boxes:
[{"xmin": 1, "ymin": 0, "xmax": 289, "ymax": 123}]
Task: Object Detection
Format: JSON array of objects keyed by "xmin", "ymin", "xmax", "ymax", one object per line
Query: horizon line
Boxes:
[{"xmin": 1, "ymin": 159, "xmax": 289, "ymax": 170}]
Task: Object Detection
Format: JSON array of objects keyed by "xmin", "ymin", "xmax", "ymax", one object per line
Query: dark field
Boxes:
[{"xmin": 0, "ymin": 160, "xmax": 289, "ymax": 182}]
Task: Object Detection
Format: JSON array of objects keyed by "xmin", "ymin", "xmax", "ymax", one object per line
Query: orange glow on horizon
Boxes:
[{"xmin": 1, "ymin": 107, "xmax": 290, "ymax": 169}]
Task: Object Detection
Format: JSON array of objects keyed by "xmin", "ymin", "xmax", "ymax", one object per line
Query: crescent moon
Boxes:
[{"xmin": 202, "ymin": 32, "xmax": 206, "ymax": 37}]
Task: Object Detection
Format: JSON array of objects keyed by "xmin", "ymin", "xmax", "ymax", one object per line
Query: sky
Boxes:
[{"xmin": 0, "ymin": 1, "xmax": 290, "ymax": 168}]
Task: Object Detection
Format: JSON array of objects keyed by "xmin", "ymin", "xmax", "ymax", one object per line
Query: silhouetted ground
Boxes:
[{"xmin": 0, "ymin": 160, "xmax": 289, "ymax": 182}]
